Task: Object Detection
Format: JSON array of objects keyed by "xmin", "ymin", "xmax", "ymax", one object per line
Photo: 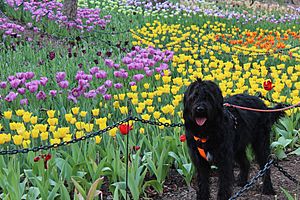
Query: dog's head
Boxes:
[{"xmin": 183, "ymin": 78, "xmax": 224, "ymax": 128}]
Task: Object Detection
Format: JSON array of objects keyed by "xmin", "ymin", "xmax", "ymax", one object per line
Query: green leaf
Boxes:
[
  {"xmin": 60, "ymin": 184, "xmax": 71, "ymax": 200},
  {"xmin": 278, "ymin": 137, "xmax": 292, "ymax": 148},
  {"xmin": 168, "ymin": 151, "xmax": 180, "ymax": 162},
  {"xmin": 47, "ymin": 182, "xmax": 62, "ymax": 200},
  {"xmin": 86, "ymin": 177, "xmax": 104, "ymax": 200},
  {"xmin": 143, "ymin": 180, "xmax": 163, "ymax": 194},
  {"xmin": 71, "ymin": 177, "xmax": 87, "ymax": 199},
  {"xmin": 183, "ymin": 163, "xmax": 192, "ymax": 173},
  {"xmin": 280, "ymin": 187, "xmax": 295, "ymax": 200},
  {"xmin": 275, "ymin": 148, "xmax": 287, "ymax": 160},
  {"xmin": 289, "ymin": 147, "xmax": 300, "ymax": 156}
]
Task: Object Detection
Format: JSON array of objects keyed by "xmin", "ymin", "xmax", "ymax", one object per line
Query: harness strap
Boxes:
[{"xmin": 193, "ymin": 136, "xmax": 208, "ymax": 161}]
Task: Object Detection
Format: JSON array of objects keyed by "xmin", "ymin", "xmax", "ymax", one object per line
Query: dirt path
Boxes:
[{"xmin": 153, "ymin": 155, "xmax": 299, "ymax": 200}]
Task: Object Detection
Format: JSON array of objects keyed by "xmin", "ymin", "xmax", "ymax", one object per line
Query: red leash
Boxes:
[{"xmin": 223, "ymin": 102, "xmax": 300, "ymax": 112}]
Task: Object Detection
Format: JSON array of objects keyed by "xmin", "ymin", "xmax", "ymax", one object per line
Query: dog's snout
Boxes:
[{"xmin": 196, "ymin": 106, "xmax": 205, "ymax": 113}]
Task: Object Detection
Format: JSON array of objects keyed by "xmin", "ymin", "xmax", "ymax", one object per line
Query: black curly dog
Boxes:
[{"xmin": 183, "ymin": 79, "xmax": 284, "ymax": 200}]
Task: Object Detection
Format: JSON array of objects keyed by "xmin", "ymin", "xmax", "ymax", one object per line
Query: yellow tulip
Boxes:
[
  {"xmin": 144, "ymin": 83, "xmax": 150, "ymax": 89},
  {"xmin": 47, "ymin": 110, "xmax": 56, "ymax": 118},
  {"xmin": 63, "ymin": 134, "xmax": 72, "ymax": 142},
  {"xmin": 4, "ymin": 111, "xmax": 12, "ymax": 119},
  {"xmin": 16, "ymin": 109, "xmax": 25, "ymax": 117},
  {"xmin": 50, "ymin": 138, "xmax": 61, "ymax": 145},
  {"xmin": 72, "ymin": 107, "xmax": 80, "ymax": 115},
  {"xmin": 22, "ymin": 140, "xmax": 31, "ymax": 148},
  {"xmin": 139, "ymin": 128, "xmax": 145, "ymax": 134},
  {"xmin": 12, "ymin": 135, "xmax": 23, "ymax": 145},
  {"xmin": 65, "ymin": 113, "xmax": 73, "ymax": 122},
  {"xmin": 22, "ymin": 113, "xmax": 32, "ymax": 123},
  {"xmin": 75, "ymin": 122, "xmax": 85, "ymax": 130},
  {"xmin": 131, "ymin": 85, "xmax": 137, "ymax": 92},
  {"xmin": 40, "ymin": 132, "xmax": 49, "ymax": 141},
  {"xmin": 23, "ymin": 131, "xmax": 31, "ymax": 140},
  {"xmin": 141, "ymin": 114, "xmax": 151, "ymax": 120},
  {"xmin": 109, "ymin": 128, "xmax": 117, "ymax": 137},
  {"xmin": 0, "ymin": 134, "xmax": 6, "ymax": 144},
  {"xmin": 31, "ymin": 129, "xmax": 39, "ymax": 138},
  {"xmin": 75, "ymin": 131, "xmax": 85, "ymax": 139},
  {"xmin": 80, "ymin": 111, "xmax": 87, "ymax": 117},
  {"xmin": 92, "ymin": 109, "xmax": 100, "ymax": 116},
  {"xmin": 85, "ymin": 124, "xmax": 94, "ymax": 132},
  {"xmin": 30, "ymin": 116, "xmax": 38, "ymax": 124},
  {"xmin": 47, "ymin": 118, "xmax": 58, "ymax": 126},
  {"xmin": 95, "ymin": 136, "xmax": 102, "ymax": 144}
]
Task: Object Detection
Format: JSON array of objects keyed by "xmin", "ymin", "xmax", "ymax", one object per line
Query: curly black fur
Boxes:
[{"xmin": 183, "ymin": 79, "xmax": 284, "ymax": 200}]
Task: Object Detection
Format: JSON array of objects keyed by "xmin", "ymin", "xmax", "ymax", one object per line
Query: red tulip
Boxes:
[
  {"xmin": 119, "ymin": 124, "xmax": 133, "ymax": 135},
  {"xmin": 133, "ymin": 146, "xmax": 140, "ymax": 151},
  {"xmin": 45, "ymin": 153, "xmax": 52, "ymax": 161},
  {"xmin": 180, "ymin": 134, "xmax": 186, "ymax": 142},
  {"xmin": 33, "ymin": 156, "xmax": 40, "ymax": 162},
  {"xmin": 263, "ymin": 80, "xmax": 274, "ymax": 91}
]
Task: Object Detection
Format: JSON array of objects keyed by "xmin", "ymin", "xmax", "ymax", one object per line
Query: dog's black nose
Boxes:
[{"xmin": 196, "ymin": 106, "xmax": 205, "ymax": 113}]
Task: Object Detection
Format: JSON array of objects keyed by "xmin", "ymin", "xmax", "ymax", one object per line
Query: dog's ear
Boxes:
[{"xmin": 196, "ymin": 78, "xmax": 202, "ymax": 83}]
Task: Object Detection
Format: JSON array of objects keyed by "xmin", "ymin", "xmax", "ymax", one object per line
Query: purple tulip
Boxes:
[
  {"xmin": 104, "ymin": 59, "xmax": 114, "ymax": 68},
  {"xmin": 40, "ymin": 77, "xmax": 48, "ymax": 86},
  {"xmin": 7, "ymin": 76, "xmax": 16, "ymax": 81},
  {"xmin": 95, "ymin": 70, "xmax": 107, "ymax": 79},
  {"xmin": 133, "ymin": 74, "xmax": 144, "ymax": 82},
  {"xmin": 56, "ymin": 72, "xmax": 66, "ymax": 82},
  {"xmin": 20, "ymin": 98, "xmax": 28, "ymax": 105},
  {"xmin": 17, "ymin": 88, "xmax": 26, "ymax": 95},
  {"xmin": 114, "ymin": 83, "xmax": 123, "ymax": 89},
  {"xmin": 58, "ymin": 80, "xmax": 69, "ymax": 89},
  {"xmin": 28, "ymin": 84, "xmax": 38, "ymax": 93},
  {"xmin": 16, "ymin": 72, "xmax": 25, "ymax": 79},
  {"xmin": 122, "ymin": 57, "xmax": 132, "ymax": 64},
  {"xmin": 145, "ymin": 70, "xmax": 154, "ymax": 77},
  {"xmin": 129, "ymin": 81, "xmax": 136, "ymax": 86},
  {"xmin": 96, "ymin": 85, "xmax": 107, "ymax": 95},
  {"xmin": 71, "ymin": 87, "xmax": 82, "ymax": 98},
  {"xmin": 104, "ymin": 80, "xmax": 113, "ymax": 88},
  {"xmin": 49, "ymin": 90, "xmax": 57, "ymax": 97},
  {"xmin": 0, "ymin": 81, "xmax": 7, "ymax": 89},
  {"xmin": 84, "ymin": 90, "xmax": 97, "ymax": 98},
  {"xmin": 103, "ymin": 94, "xmax": 112, "ymax": 100},
  {"xmin": 5, "ymin": 92, "xmax": 18, "ymax": 102},
  {"xmin": 89, "ymin": 67, "xmax": 99, "ymax": 75},
  {"xmin": 36, "ymin": 91, "xmax": 47, "ymax": 100},
  {"xmin": 114, "ymin": 64, "xmax": 120, "ymax": 69},
  {"xmin": 67, "ymin": 94, "xmax": 78, "ymax": 103}
]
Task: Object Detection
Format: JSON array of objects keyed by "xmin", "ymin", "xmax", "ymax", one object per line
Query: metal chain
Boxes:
[
  {"xmin": 131, "ymin": 116, "xmax": 184, "ymax": 127},
  {"xmin": 0, "ymin": 117, "xmax": 131, "ymax": 155},
  {"xmin": 0, "ymin": 117, "xmax": 183, "ymax": 155},
  {"xmin": 228, "ymin": 158, "xmax": 275, "ymax": 200},
  {"xmin": 273, "ymin": 160, "xmax": 300, "ymax": 185}
]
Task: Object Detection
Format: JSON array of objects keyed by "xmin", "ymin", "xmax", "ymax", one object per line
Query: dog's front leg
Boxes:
[
  {"xmin": 217, "ymin": 156, "xmax": 234, "ymax": 200},
  {"xmin": 196, "ymin": 163, "xmax": 210, "ymax": 200}
]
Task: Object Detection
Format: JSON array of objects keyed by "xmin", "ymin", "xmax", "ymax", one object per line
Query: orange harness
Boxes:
[{"xmin": 193, "ymin": 136, "xmax": 208, "ymax": 161}]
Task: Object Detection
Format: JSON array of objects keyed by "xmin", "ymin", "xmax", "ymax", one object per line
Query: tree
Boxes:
[{"xmin": 62, "ymin": 0, "xmax": 78, "ymax": 20}]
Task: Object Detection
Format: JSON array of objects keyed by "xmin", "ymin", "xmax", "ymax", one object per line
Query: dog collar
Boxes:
[{"xmin": 193, "ymin": 136, "xmax": 208, "ymax": 161}]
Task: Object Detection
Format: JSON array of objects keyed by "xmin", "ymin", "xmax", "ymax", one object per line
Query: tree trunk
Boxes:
[{"xmin": 62, "ymin": 0, "xmax": 78, "ymax": 20}]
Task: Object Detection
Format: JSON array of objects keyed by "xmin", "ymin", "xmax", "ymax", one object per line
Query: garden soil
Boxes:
[{"xmin": 152, "ymin": 155, "xmax": 300, "ymax": 200}]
